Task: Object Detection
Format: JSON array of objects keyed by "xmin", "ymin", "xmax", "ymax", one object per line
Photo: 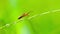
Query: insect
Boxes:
[{"xmin": 18, "ymin": 11, "xmax": 30, "ymax": 19}]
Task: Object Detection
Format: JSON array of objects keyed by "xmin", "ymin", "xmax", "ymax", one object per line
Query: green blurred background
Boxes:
[{"xmin": 0, "ymin": 0, "xmax": 60, "ymax": 34}]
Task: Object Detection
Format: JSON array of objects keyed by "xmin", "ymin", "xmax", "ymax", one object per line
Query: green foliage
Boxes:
[{"xmin": 0, "ymin": 0, "xmax": 60, "ymax": 34}]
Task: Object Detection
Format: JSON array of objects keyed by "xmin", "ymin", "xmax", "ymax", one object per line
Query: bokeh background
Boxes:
[{"xmin": 0, "ymin": 0, "xmax": 60, "ymax": 34}]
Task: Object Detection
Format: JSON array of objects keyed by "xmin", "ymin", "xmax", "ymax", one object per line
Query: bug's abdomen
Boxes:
[{"xmin": 18, "ymin": 16, "xmax": 24, "ymax": 19}]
